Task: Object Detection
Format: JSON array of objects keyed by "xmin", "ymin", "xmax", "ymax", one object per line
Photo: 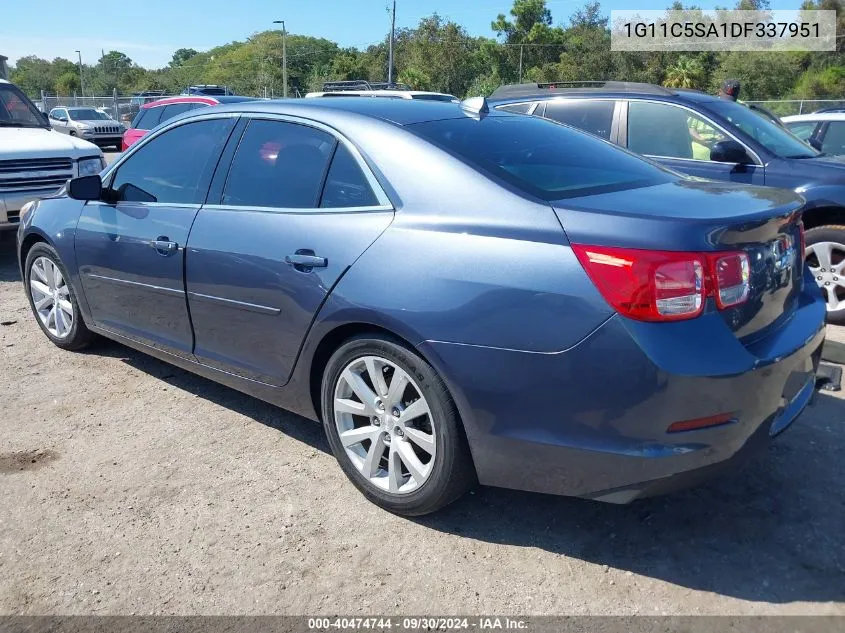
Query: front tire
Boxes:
[
  {"xmin": 806, "ymin": 225, "xmax": 845, "ymax": 325},
  {"xmin": 321, "ymin": 335, "xmax": 475, "ymax": 516},
  {"xmin": 24, "ymin": 243, "xmax": 95, "ymax": 350}
]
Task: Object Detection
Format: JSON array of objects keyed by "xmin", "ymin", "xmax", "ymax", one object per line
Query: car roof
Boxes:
[
  {"xmin": 183, "ymin": 97, "xmax": 507, "ymax": 127},
  {"xmin": 142, "ymin": 95, "xmax": 259, "ymax": 109},
  {"xmin": 782, "ymin": 112, "xmax": 845, "ymax": 122},
  {"xmin": 306, "ymin": 90, "xmax": 456, "ymax": 99},
  {"xmin": 487, "ymin": 84, "xmax": 722, "ymax": 107}
]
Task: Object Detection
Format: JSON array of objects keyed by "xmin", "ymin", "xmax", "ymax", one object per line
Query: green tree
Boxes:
[
  {"xmin": 664, "ymin": 56, "xmax": 706, "ymax": 88},
  {"xmin": 170, "ymin": 48, "xmax": 199, "ymax": 67},
  {"xmin": 54, "ymin": 71, "xmax": 80, "ymax": 95}
]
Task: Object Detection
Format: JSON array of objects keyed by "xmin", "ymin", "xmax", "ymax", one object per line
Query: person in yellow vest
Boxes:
[{"xmin": 688, "ymin": 80, "xmax": 744, "ymax": 159}]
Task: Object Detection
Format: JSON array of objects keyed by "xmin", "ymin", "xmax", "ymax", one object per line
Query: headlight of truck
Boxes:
[{"xmin": 78, "ymin": 156, "xmax": 105, "ymax": 176}]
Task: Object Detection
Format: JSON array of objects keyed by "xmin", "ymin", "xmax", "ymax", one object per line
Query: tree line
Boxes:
[{"xmin": 9, "ymin": 0, "xmax": 845, "ymax": 104}]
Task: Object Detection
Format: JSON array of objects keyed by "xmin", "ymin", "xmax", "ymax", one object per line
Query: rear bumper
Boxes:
[{"xmin": 419, "ymin": 287, "xmax": 826, "ymax": 502}]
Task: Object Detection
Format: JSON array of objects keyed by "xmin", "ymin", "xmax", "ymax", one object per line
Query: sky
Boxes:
[{"xmin": 1, "ymin": 0, "xmax": 808, "ymax": 70}]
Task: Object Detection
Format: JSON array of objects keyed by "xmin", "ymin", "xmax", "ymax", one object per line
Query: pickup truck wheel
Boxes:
[{"xmin": 806, "ymin": 225, "xmax": 845, "ymax": 325}]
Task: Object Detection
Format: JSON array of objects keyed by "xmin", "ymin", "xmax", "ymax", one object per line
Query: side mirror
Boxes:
[
  {"xmin": 710, "ymin": 139, "xmax": 751, "ymax": 164},
  {"xmin": 68, "ymin": 175, "xmax": 102, "ymax": 201},
  {"xmin": 808, "ymin": 137, "xmax": 823, "ymax": 152}
]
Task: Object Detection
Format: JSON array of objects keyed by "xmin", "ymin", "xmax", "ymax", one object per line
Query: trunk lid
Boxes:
[{"xmin": 553, "ymin": 179, "xmax": 806, "ymax": 340}]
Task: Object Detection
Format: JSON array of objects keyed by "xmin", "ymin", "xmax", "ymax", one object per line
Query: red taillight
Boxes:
[
  {"xmin": 712, "ymin": 252, "xmax": 750, "ymax": 309},
  {"xmin": 572, "ymin": 244, "xmax": 750, "ymax": 323}
]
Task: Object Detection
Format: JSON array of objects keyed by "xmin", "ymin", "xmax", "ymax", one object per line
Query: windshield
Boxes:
[
  {"xmin": 68, "ymin": 108, "xmax": 111, "ymax": 121},
  {"xmin": 706, "ymin": 100, "xmax": 818, "ymax": 158},
  {"xmin": 410, "ymin": 115, "xmax": 674, "ymax": 200},
  {"xmin": 0, "ymin": 84, "xmax": 48, "ymax": 128},
  {"xmin": 193, "ymin": 87, "xmax": 227, "ymax": 95}
]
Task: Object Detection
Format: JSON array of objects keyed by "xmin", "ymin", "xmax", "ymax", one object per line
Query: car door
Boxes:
[
  {"xmin": 75, "ymin": 115, "xmax": 237, "ymax": 357},
  {"xmin": 622, "ymin": 100, "xmax": 764, "ymax": 185},
  {"xmin": 185, "ymin": 116, "xmax": 394, "ymax": 386},
  {"xmin": 50, "ymin": 108, "xmax": 69, "ymax": 133}
]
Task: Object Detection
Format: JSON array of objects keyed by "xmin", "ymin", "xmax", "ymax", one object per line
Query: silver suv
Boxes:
[{"xmin": 49, "ymin": 107, "xmax": 123, "ymax": 150}]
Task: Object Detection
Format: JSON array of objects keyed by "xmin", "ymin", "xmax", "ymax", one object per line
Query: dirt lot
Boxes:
[{"xmin": 1, "ymin": 235, "xmax": 844, "ymax": 616}]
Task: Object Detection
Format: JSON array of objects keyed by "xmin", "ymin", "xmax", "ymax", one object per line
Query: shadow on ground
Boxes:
[
  {"xmin": 97, "ymin": 335, "xmax": 845, "ymax": 606},
  {"xmin": 4, "ymin": 237, "xmax": 844, "ymax": 605}
]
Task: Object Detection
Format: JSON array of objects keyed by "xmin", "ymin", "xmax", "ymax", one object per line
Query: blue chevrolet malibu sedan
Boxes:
[{"xmin": 17, "ymin": 98, "xmax": 825, "ymax": 515}]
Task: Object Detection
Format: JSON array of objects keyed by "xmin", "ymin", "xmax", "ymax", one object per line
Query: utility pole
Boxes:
[
  {"xmin": 387, "ymin": 0, "xmax": 396, "ymax": 85},
  {"xmin": 518, "ymin": 44, "xmax": 524, "ymax": 83},
  {"xmin": 75, "ymin": 50, "xmax": 85, "ymax": 98},
  {"xmin": 273, "ymin": 20, "xmax": 288, "ymax": 98}
]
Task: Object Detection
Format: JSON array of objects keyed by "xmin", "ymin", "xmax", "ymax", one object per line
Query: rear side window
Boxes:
[
  {"xmin": 543, "ymin": 100, "xmax": 615, "ymax": 140},
  {"xmin": 410, "ymin": 116, "xmax": 672, "ymax": 200},
  {"xmin": 320, "ymin": 144, "xmax": 379, "ymax": 208},
  {"xmin": 496, "ymin": 102, "xmax": 535, "ymax": 114},
  {"xmin": 160, "ymin": 102, "xmax": 196, "ymax": 123},
  {"xmin": 132, "ymin": 106, "xmax": 163, "ymax": 130},
  {"xmin": 222, "ymin": 119, "xmax": 335, "ymax": 208}
]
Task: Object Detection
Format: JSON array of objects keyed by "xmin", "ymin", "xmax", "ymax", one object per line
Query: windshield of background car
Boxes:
[
  {"xmin": 68, "ymin": 108, "xmax": 110, "ymax": 121},
  {"xmin": 0, "ymin": 84, "xmax": 47, "ymax": 127},
  {"xmin": 410, "ymin": 115, "xmax": 674, "ymax": 200},
  {"xmin": 706, "ymin": 100, "xmax": 818, "ymax": 158},
  {"xmin": 411, "ymin": 94, "xmax": 457, "ymax": 102}
]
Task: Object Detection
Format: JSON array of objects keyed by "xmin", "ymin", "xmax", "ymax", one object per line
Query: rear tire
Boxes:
[
  {"xmin": 24, "ymin": 243, "xmax": 95, "ymax": 351},
  {"xmin": 805, "ymin": 225, "xmax": 845, "ymax": 325},
  {"xmin": 321, "ymin": 335, "xmax": 476, "ymax": 516}
]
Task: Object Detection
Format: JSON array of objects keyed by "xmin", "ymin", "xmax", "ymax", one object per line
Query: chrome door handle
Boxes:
[
  {"xmin": 150, "ymin": 236, "xmax": 178, "ymax": 256},
  {"xmin": 285, "ymin": 250, "xmax": 327, "ymax": 271}
]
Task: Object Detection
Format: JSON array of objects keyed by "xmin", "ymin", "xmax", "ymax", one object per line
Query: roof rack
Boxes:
[
  {"xmin": 490, "ymin": 81, "xmax": 675, "ymax": 99},
  {"xmin": 321, "ymin": 80, "xmax": 412, "ymax": 92}
]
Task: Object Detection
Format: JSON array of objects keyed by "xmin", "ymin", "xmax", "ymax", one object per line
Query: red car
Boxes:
[{"xmin": 122, "ymin": 95, "xmax": 258, "ymax": 151}]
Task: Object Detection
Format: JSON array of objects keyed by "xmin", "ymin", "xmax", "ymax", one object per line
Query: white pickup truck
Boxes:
[{"xmin": 0, "ymin": 79, "xmax": 105, "ymax": 231}]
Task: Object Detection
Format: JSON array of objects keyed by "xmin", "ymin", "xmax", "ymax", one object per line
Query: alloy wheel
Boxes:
[
  {"xmin": 29, "ymin": 256, "xmax": 74, "ymax": 339},
  {"xmin": 333, "ymin": 356, "xmax": 436, "ymax": 494},
  {"xmin": 807, "ymin": 241, "xmax": 845, "ymax": 313}
]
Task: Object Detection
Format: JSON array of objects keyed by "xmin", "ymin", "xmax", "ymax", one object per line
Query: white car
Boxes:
[
  {"xmin": 0, "ymin": 79, "xmax": 105, "ymax": 231},
  {"xmin": 782, "ymin": 112, "xmax": 845, "ymax": 155}
]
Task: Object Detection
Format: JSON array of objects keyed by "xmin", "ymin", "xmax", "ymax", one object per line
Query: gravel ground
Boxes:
[{"xmin": 0, "ymin": 235, "xmax": 844, "ymax": 616}]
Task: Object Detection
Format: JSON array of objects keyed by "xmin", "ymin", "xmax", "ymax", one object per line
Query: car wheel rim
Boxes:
[
  {"xmin": 807, "ymin": 241, "xmax": 845, "ymax": 313},
  {"xmin": 29, "ymin": 256, "xmax": 74, "ymax": 339},
  {"xmin": 333, "ymin": 356, "xmax": 436, "ymax": 495}
]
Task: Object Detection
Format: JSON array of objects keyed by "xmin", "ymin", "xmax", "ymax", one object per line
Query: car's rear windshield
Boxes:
[{"xmin": 410, "ymin": 115, "xmax": 673, "ymax": 200}]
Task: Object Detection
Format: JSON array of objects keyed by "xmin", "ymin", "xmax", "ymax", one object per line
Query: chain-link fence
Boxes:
[
  {"xmin": 745, "ymin": 99, "xmax": 845, "ymax": 116},
  {"xmin": 38, "ymin": 91, "xmax": 183, "ymax": 127}
]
